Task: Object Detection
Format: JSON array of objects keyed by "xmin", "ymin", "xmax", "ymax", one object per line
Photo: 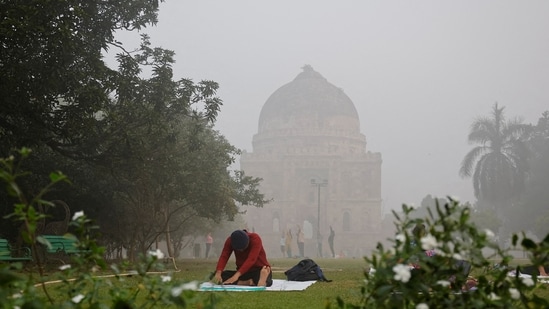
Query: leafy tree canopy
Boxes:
[
  {"xmin": 0, "ymin": 0, "xmax": 161, "ymax": 155},
  {"xmin": 0, "ymin": 1, "xmax": 268, "ymax": 253}
]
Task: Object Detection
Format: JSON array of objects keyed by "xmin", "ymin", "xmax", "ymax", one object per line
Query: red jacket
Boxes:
[{"xmin": 216, "ymin": 231, "xmax": 270, "ymax": 275}]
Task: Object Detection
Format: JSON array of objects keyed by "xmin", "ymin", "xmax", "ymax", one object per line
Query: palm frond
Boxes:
[
  {"xmin": 459, "ymin": 146, "xmax": 487, "ymax": 177},
  {"xmin": 468, "ymin": 117, "xmax": 493, "ymax": 144}
]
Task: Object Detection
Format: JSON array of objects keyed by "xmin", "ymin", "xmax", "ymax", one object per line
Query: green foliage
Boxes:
[
  {"xmin": 1, "ymin": 149, "xmax": 71, "ymax": 246},
  {"xmin": 338, "ymin": 198, "xmax": 549, "ymax": 308},
  {"xmin": 0, "ymin": 1, "xmax": 268, "ymax": 255},
  {"xmin": 0, "ymin": 149, "xmax": 218, "ymax": 308},
  {"xmin": 0, "ymin": 0, "xmax": 161, "ymax": 152}
]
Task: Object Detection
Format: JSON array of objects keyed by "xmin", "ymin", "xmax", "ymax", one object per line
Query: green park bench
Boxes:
[
  {"xmin": 41, "ymin": 235, "xmax": 88, "ymax": 256},
  {"xmin": 0, "ymin": 238, "xmax": 32, "ymax": 262}
]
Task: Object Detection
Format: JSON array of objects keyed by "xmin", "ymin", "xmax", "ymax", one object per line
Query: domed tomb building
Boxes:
[{"xmin": 240, "ymin": 65, "xmax": 382, "ymax": 258}]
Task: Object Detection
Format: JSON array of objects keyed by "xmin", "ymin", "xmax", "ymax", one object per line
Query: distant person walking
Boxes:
[
  {"xmin": 297, "ymin": 227, "xmax": 305, "ymax": 257},
  {"xmin": 328, "ymin": 226, "xmax": 335, "ymax": 258},
  {"xmin": 206, "ymin": 232, "xmax": 213, "ymax": 259},
  {"xmin": 280, "ymin": 232, "xmax": 286, "ymax": 258},
  {"xmin": 285, "ymin": 229, "xmax": 293, "ymax": 258}
]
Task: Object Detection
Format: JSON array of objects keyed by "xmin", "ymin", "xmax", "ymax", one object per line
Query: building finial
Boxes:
[{"xmin": 302, "ymin": 64, "xmax": 313, "ymax": 73}]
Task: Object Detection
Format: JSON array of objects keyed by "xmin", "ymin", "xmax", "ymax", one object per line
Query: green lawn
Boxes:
[
  {"xmin": 29, "ymin": 257, "xmax": 366, "ymax": 308},
  {"xmin": 173, "ymin": 257, "xmax": 367, "ymax": 309},
  {"xmin": 29, "ymin": 257, "xmax": 549, "ymax": 308}
]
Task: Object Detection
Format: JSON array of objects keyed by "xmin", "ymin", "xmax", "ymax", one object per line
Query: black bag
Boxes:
[{"xmin": 284, "ymin": 259, "xmax": 332, "ymax": 282}]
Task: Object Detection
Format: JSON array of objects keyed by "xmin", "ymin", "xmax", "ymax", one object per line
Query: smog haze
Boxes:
[{"xmin": 111, "ymin": 1, "xmax": 549, "ymax": 213}]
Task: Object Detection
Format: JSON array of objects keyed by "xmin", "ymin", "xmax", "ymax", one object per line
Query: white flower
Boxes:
[
  {"xmin": 171, "ymin": 281, "xmax": 199, "ymax": 296},
  {"xmin": 148, "ymin": 249, "xmax": 165, "ymax": 259},
  {"xmin": 416, "ymin": 303, "xmax": 429, "ymax": 309},
  {"xmin": 449, "ymin": 196, "xmax": 460, "ymax": 202},
  {"xmin": 395, "ymin": 233, "xmax": 406, "ymax": 243},
  {"xmin": 488, "ymin": 292, "xmax": 500, "ymax": 300},
  {"xmin": 392, "ymin": 264, "xmax": 412, "ymax": 283},
  {"xmin": 434, "ymin": 248, "xmax": 446, "ymax": 256},
  {"xmin": 72, "ymin": 294, "xmax": 85, "ymax": 303},
  {"xmin": 436, "ymin": 280, "xmax": 451, "ymax": 287},
  {"xmin": 420, "ymin": 234, "xmax": 440, "ymax": 251},
  {"xmin": 483, "ymin": 229, "xmax": 495, "ymax": 239},
  {"xmin": 59, "ymin": 264, "xmax": 71, "ymax": 271},
  {"xmin": 72, "ymin": 211, "xmax": 84, "ymax": 221},
  {"xmin": 521, "ymin": 277, "xmax": 535, "ymax": 287},
  {"xmin": 11, "ymin": 293, "xmax": 22, "ymax": 299},
  {"xmin": 161, "ymin": 275, "xmax": 172, "ymax": 282},
  {"xmin": 452, "ymin": 253, "xmax": 463, "ymax": 260},
  {"xmin": 407, "ymin": 203, "xmax": 418, "ymax": 210},
  {"xmin": 509, "ymin": 288, "xmax": 520, "ymax": 300}
]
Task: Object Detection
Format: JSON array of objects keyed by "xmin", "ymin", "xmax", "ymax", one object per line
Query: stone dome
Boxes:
[
  {"xmin": 257, "ymin": 65, "xmax": 361, "ymax": 135},
  {"xmin": 252, "ymin": 65, "xmax": 366, "ymax": 155}
]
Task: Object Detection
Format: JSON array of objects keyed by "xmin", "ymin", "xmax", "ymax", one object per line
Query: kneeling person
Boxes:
[{"xmin": 213, "ymin": 229, "xmax": 273, "ymax": 287}]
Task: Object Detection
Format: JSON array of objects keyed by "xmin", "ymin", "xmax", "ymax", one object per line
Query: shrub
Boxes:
[
  {"xmin": 336, "ymin": 199, "xmax": 549, "ymax": 308},
  {"xmin": 0, "ymin": 148, "xmax": 218, "ymax": 308}
]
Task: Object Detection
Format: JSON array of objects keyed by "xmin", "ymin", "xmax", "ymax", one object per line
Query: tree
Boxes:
[
  {"xmin": 0, "ymin": 1, "xmax": 270, "ymax": 260},
  {"xmin": 0, "ymin": 0, "xmax": 164, "ymax": 238},
  {"xmin": 0, "ymin": 0, "xmax": 161, "ymax": 156},
  {"xmin": 459, "ymin": 103, "xmax": 529, "ymax": 212},
  {"xmin": 505, "ymin": 111, "xmax": 549, "ymax": 238},
  {"xmin": 526, "ymin": 112, "xmax": 549, "ymax": 237},
  {"xmin": 71, "ymin": 35, "xmax": 267, "ymax": 259}
]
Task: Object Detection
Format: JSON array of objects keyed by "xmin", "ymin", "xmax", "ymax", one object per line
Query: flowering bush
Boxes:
[
  {"xmin": 337, "ymin": 198, "xmax": 549, "ymax": 308},
  {"xmin": 0, "ymin": 149, "xmax": 218, "ymax": 308}
]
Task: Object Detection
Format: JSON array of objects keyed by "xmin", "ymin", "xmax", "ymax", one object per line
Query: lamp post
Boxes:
[{"xmin": 311, "ymin": 178, "xmax": 328, "ymax": 257}]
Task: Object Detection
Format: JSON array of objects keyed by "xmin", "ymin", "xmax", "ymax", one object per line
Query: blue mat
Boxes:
[
  {"xmin": 199, "ymin": 283, "xmax": 266, "ymax": 291},
  {"xmin": 198, "ymin": 279, "xmax": 316, "ymax": 291}
]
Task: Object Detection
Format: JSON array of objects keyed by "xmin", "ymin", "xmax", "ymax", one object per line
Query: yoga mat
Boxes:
[
  {"xmin": 199, "ymin": 283, "xmax": 266, "ymax": 291},
  {"xmin": 198, "ymin": 279, "xmax": 317, "ymax": 292},
  {"xmin": 508, "ymin": 271, "xmax": 549, "ymax": 283}
]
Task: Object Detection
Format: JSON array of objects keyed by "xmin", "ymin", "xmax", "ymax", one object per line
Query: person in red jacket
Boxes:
[{"xmin": 212, "ymin": 229, "xmax": 273, "ymax": 286}]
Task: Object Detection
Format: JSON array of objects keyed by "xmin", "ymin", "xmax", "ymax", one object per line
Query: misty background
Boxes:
[{"xmin": 110, "ymin": 0, "xmax": 549, "ymax": 214}]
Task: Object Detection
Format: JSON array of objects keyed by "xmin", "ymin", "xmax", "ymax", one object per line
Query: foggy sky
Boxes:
[{"xmin": 111, "ymin": 1, "xmax": 549, "ymax": 214}]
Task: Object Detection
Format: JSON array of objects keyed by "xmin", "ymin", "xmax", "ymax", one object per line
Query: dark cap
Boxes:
[{"xmin": 231, "ymin": 230, "xmax": 249, "ymax": 250}]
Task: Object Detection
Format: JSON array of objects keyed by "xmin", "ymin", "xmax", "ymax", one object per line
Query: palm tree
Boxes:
[{"xmin": 459, "ymin": 103, "xmax": 529, "ymax": 211}]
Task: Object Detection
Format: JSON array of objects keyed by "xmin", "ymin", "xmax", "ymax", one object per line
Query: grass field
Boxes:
[
  {"xmin": 172, "ymin": 257, "xmax": 367, "ymax": 309},
  {"xmin": 31, "ymin": 257, "xmax": 549, "ymax": 308},
  {"xmin": 31, "ymin": 257, "xmax": 367, "ymax": 308}
]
